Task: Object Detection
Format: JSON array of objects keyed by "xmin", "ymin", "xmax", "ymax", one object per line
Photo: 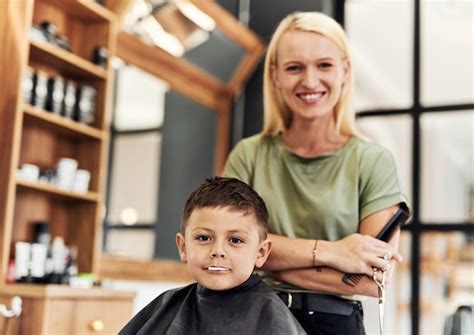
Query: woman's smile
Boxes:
[{"xmin": 296, "ymin": 91, "xmax": 326, "ymax": 104}]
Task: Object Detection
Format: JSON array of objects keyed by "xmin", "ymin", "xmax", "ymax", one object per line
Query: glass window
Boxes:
[
  {"xmin": 356, "ymin": 115, "xmax": 413, "ymax": 203},
  {"xmin": 421, "ymin": 111, "xmax": 473, "ymax": 222},
  {"xmin": 114, "ymin": 64, "xmax": 168, "ymax": 131},
  {"xmin": 421, "ymin": 0, "xmax": 474, "ymax": 106},
  {"xmin": 346, "ymin": 0, "xmax": 413, "ymax": 111},
  {"xmin": 419, "ymin": 232, "xmax": 474, "ymax": 334},
  {"xmin": 105, "ymin": 229, "xmax": 156, "ymax": 260},
  {"xmin": 107, "ymin": 132, "xmax": 162, "ymax": 225},
  {"xmin": 122, "ymin": 1, "xmax": 247, "ymax": 84}
]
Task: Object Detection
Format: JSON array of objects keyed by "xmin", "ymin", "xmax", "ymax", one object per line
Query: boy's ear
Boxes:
[
  {"xmin": 255, "ymin": 239, "xmax": 272, "ymax": 268},
  {"xmin": 176, "ymin": 233, "xmax": 187, "ymax": 262}
]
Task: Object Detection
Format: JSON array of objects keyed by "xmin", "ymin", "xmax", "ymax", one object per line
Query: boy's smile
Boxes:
[
  {"xmin": 206, "ymin": 266, "xmax": 230, "ymax": 273},
  {"xmin": 176, "ymin": 207, "xmax": 271, "ymax": 291}
]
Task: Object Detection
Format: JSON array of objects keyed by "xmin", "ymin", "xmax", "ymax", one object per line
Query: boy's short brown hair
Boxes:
[{"xmin": 181, "ymin": 177, "xmax": 269, "ymax": 240}]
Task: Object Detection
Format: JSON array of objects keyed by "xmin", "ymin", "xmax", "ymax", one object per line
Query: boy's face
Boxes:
[{"xmin": 176, "ymin": 207, "xmax": 271, "ymax": 291}]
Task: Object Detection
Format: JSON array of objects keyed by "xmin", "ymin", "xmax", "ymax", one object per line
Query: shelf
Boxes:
[
  {"xmin": 104, "ymin": 224, "xmax": 155, "ymax": 230},
  {"xmin": 29, "ymin": 39, "xmax": 107, "ymax": 80},
  {"xmin": 23, "ymin": 104, "xmax": 104, "ymax": 140},
  {"xmin": 16, "ymin": 179, "xmax": 99, "ymax": 202},
  {"xmin": 40, "ymin": 0, "xmax": 115, "ymax": 23},
  {"xmin": 1, "ymin": 283, "xmax": 134, "ymax": 299}
]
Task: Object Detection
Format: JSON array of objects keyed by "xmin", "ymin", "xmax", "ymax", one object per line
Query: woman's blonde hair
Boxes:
[{"xmin": 262, "ymin": 12, "xmax": 361, "ymax": 137}]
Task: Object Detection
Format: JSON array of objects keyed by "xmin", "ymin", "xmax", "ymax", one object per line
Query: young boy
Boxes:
[{"xmin": 119, "ymin": 177, "xmax": 305, "ymax": 334}]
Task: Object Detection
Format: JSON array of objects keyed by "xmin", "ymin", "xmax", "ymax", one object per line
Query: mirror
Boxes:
[{"xmin": 99, "ymin": 0, "xmax": 264, "ymax": 281}]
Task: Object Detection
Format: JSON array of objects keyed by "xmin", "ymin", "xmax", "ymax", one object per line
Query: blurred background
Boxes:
[{"xmin": 102, "ymin": 1, "xmax": 473, "ymax": 334}]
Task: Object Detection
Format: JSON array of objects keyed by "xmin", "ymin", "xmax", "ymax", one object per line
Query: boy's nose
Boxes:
[
  {"xmin": 210, "ymin": 251, "xmax": 225, "ymax": 258},
  {"xmin": 210, "ymin": 244, "xmax": 226, "ymax": 258}
]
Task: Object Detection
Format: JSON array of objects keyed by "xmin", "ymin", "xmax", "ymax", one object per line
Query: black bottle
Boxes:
[{"xmin": 46, "ymin": 76, "xmax": 65, "ymax": 114}]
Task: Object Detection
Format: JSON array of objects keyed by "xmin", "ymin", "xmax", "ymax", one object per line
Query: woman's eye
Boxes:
[
  {"xmin": 196, "ymin": 235, "xmax": 210, "ymax": 242},
  {"xmin": 319, "ymin": 62, "xmax": 333, "ymax": 69},
  {"xmin": 229, "ymin": 237, "xmax": 244, "ymax": 244},
  {"xmin": 286, "ymin": 65, "xmax": 302, "ymax": 72}
]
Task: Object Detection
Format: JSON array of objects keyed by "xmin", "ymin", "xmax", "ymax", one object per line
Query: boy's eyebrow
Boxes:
[
  {"xmin": 190, "ymin": 227, "xmax": 213, "ymax": 233},
  {"xmin": 227, "ymin": 229, "xmax": 250, "ymax": 236},
  {"xmin": 190, "ymin": 227, "xmax": 250, "ymax": 236}
]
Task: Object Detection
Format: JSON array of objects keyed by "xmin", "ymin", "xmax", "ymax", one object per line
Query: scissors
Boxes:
[{"xmin": 373, "ymin": 253, "xmax": 390, "ymax": 335}]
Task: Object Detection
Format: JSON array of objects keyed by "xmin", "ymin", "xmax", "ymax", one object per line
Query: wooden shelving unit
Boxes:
[
  {"xmin": 16, "ymin": 179, "xmax": 100, "ymax": 202},
  {"xmin": 0, "ymin": 283, "xmax": 134, "ymax": 334},
  {"xmin": 23, "ymin": 104, "xmax": 104, "ymax": 140},
  {"xmin": 0, "ymin": 1, "xmax": 134, "ymax": 333},
  {"xmin": 1, "ymin": 0, "xmax": 115, "ymax": 281},
  {"xmin": 29, "ymin": 40, "xmax": 108, "ymax": 80}
]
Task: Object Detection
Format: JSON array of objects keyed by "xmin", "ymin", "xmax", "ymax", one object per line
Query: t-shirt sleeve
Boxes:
[
  {"xmin": 221, "ymin": 139, "xmax": 253, "ymax": 184},
  {"xmin": 359, "ymin": 148, "xmax": 410, "ymax": 220}
]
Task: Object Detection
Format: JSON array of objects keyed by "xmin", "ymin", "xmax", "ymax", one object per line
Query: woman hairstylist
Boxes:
[{"xmin": 222, "ymin": 12, "xmax": 410, "ymax": 334}]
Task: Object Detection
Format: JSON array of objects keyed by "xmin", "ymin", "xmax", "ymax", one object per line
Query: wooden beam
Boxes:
[
  {"xmin": 104, "ymin": 0, "xmax": 136, "ymax": 23},
  {"xmin": 214, "ymin": 99, "xmax": 232, "ymax": 174},
  {"xmin": 190, "ymin": 0, "xmax": 263, "ymax": 52},
  {"xmin": 117, "ymin": 32, "xmax": 231, "ymax": 111},
  {"xmin": 0, "ymin": 0, "xmax": 34, "ymax": 288},
  {"xmin": 227, "ymin": 44, "xmax": 266, "ymax": 97}
]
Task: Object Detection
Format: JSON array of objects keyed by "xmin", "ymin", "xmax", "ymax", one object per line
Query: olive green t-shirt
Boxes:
[{"xmin": 222, "ymin": 134, "xmax": 409, "ymax": 292}]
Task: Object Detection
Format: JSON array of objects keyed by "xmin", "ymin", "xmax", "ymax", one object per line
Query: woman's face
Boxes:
[{"xmin": 271, "ymin": 30, "xmax": 349, "ymax": 126}]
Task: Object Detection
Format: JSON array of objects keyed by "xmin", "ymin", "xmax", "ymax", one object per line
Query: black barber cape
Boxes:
[{"xmin": 119, "ymin": 274, "xmax": 306, "ymax": 335}]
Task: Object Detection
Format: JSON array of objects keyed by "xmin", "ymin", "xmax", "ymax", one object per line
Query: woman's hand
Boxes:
[
  {"xmin": 317, "ymin": 234, "xmax": 402, "ymax": 276},
  {"xmin": 316, "ymin": 205, "xmax": 404, "ymax": 277}
]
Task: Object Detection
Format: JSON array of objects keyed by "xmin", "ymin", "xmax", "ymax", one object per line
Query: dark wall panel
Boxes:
[{"xmin": 155, "ymin": 91, "xmax": 217, "ymax": 259}]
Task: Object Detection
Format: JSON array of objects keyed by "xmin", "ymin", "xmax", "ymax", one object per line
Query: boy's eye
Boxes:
[
  {"xmin": 229, "ymin": 237, "xmax": 244, "ymax": 244},
  {"xmin": 196, "ymin": 235, "xmax": 211, "ymax": 242}
]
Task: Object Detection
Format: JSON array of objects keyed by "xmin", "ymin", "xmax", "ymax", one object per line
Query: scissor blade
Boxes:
[{"xmin": 378, "ymin": 301, "xmax": 384, "ymax": 335}]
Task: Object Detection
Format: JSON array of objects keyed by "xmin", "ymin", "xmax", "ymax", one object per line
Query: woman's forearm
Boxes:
[
  {"xmin": 263, "ymin": 232, "xmax": 402, "ymax": 276},
  {"xmin": 262, "ymin": 234, "xmax": 315, "ymax": 271},
  {"xmin": 275, "ymin": 267, "xmax": 380, "ymax": 297}
]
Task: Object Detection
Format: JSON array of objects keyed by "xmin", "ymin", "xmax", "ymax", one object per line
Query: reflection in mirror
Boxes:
[
  {"xmin": 121, "ymin": 0, "xmax": 247, "ymax": 83},
  {"xmin": 99, "ymin": 0, "xmax": 263, "ymax": 280},
  {"xmin": 103, "ymin": 63, "xmax": 169, "ymax": 260},
  {"xmin": 123, "ymin": 0, "xmax": 215, "ymax": 57},
  {"xmin": 182, "ymin": 28, "xmax": 246, "ymax": 83}
]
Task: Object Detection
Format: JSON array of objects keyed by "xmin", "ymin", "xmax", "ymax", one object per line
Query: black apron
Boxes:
[{"xmin": 119, "ymin": 274, "xmax": 306, "ymax": 335}]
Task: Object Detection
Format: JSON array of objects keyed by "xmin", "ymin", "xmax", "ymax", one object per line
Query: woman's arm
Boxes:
[
  {"xmin": 274, "ymin": 267, "xmax": 379, "ymax": 297},
  {"xmin": 263, "ymin": 233, "xmax": 400, "ymax": 275},
  {"xmin": 263, "ymin": 205, "xmax": 402, "ymax": 275},
  {"xmin": 264, "ymin": 205, "xmax": 403, "ymax": 296}
]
